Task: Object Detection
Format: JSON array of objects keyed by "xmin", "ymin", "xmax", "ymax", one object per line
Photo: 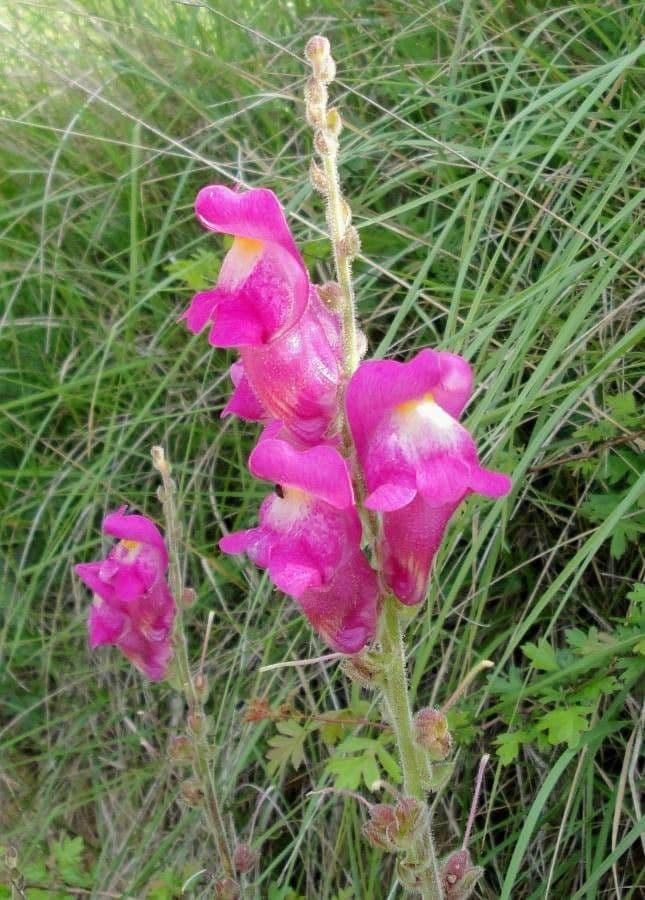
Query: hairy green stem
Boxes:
[
  {"xmin": 320, "ymin": 150, "xmax": 360, "ymax": 375},
  {"xmin": 152, "ymin": 447, "xmax": 236, "ymax": 884},
  {"xmin": 380, "ymin": 597, "xmax": 444, "ymax": 899}
]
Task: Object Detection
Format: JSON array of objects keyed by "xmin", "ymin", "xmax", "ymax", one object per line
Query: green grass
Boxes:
[{"xmin": 1, "ymin": 1, "xmax": 643, "ymax": 897}]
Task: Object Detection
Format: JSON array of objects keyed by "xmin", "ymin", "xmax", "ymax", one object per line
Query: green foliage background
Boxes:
[{"xmin": 1, "ymin": 1, "xmax": 643, "ymax": 897}]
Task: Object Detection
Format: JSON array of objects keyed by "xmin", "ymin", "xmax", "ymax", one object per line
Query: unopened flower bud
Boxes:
[
  {"xmin": 318, "ymin": 56, "xmax": 336, "ymax": 84},
  {"xmin": 309, "ymin": 160, "xmax": 328, "ymax": 195},
  {"xmin": 314, "ymin": 129, "xmax": 337, "ymax": 158},
  {"xmin": 243, "ymin": 697, "xmax": 274, "ymax": 722},
  {"xmin": 361, "ymin": 798, "xmax": 427, "ymax": 854},
  {"xmin": 414, "ymin": 707, "xmax": 452, "ymax": 761},
  {"xmin": 318, "ymin": 281, "xmax": 344, "ymax": 312},
  {"xmin": 168, "ymin": 734, "xmax": 192, "ymax": 763},
  {"xmin": 233, "ymin": 842, "xmax": 259, "ymax": 874},
  {"xmin": 187, "ymin": 711, "xmax": 205, "ymax": 735},
  {"xmin": 181, "ymin": 587, "xmax": 196, "ymax": 607},
  {"xmin": 180, "ymin": 779, "xmax": 204, "ymax": 807},
  {"xmin": 214, "ymin": 878, "xmax": 241, "ymax": 900},
  {"xmin": 342, "ymin": 651, "xmax": 383, "ymax": 689},
  {"xmin": 340, "ymin": 225, "xmax": 361, "ymax": 258},
  {"xmin": 193, "ymin": 672, "xmax": 209, "ymax": 701},
  {"xmin": 304, "ymin": 76, "xmax": 327, "ymax": 109},
  {"xmin": 304, "ymin": 35, "xmax": 330, "ymax": 66},
  {"xmin": 326, "ymin": 107, "xmax": 342, "ymax": 136},
  {"xmin": 441, "ymin": 849, "xmax": 484, "ymax": 900},
  {"xmin": 340, "ymin": 197, "xmax": 352, "ymax": 227}
]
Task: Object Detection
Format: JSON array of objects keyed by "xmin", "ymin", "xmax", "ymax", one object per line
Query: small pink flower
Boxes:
[
  {"xmin": 219, "ymin": 437, "xmax": 379, "ymax": 653},
  {"xmin": 346, "ymin": 349, "xmax": 512, "ymax": 605},
  {"xmin": 182, "ymin": 185, "xmax": 343, "ymax": 444},
  {"xmin": 75, "ymin": 507, "xmax": 175, "ymax": 680}
]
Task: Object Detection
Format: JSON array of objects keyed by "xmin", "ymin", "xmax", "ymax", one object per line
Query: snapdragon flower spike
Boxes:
[
  {"xmin": 182, "ymin": 185, "xmax": 343, "ymax": 444},
  {"xmin": 346, "ymin": 349, "xmax": 512, "ymax": 605},
  {"xmin": 219, "ymin": 438, "xmax": 379, "ymax": 653},
  {"xmin": 74, "ymin": 507, "xmax": 175, "ymax": 680}
]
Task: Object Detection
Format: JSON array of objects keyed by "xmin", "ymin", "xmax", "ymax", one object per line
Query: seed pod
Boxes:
[
  {"xmin": 180, "ymin": 779, "xmax": 204, "ymax": 807},
  {"xmin": 168, "ymin": 734, "xmax": 192, "ymax": 763},
  {"xmin": 414, "ymin": 707, "xmax": 452, "ymax": 761},
  {"xmin": 214, "ymin": 878, "xmax": 241, "ymax": 900},
  {"xmin": 340, "ymin": 225, "xmax": 361, "ymax": 258},
  {"xmin": 309, "ymin": 160, "xmax": 328, "ymax": 195},
  {"xmin": 304, "ymin": 76, "xmax": 327, "ymax": 109},
  {"xmin": 233, "ymin": 842, "xmax": 259, "ymax": 874},
  {"xmin": 441, "ymin": 849, "xmax": 484, "ymax": 900},
  {"xmin": 314, "ymin": 129, "xmax": 337, "ymax": 158}
]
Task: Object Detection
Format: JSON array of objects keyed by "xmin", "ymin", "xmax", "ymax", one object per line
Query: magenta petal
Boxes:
[
  {"xmin": 75, "ymin": 509, "xmax": 175, "ymax": 681},
  {"xmin": 102, "ymin": 508, "xmax": 168, "ymax": 570},
  {"xmin": 88, "ymin": 601, "xmax": 125, "ymax": 647},
  {"xmin": 268, "ymin": 551, "xmax": 323, "ymax": 597},
  {"xmin": 181, "ymin": 289, "xmax": 219, "ymax": 335},
  {"xmin": 380, "ymin": 496, "xmax": 455, "ymax": 606},
  {"xmin": 364, "ymin": 481, "xmax": 418, "ymax": 512},
  {"xmin": 221, "ymin": 363, "xmax": 266, "ymax": 421},
  {"xmin": 195, "ymin": 185, "xmax": 301, "ymax": 260},
  {"xmin": 298, "ymin": 551, "xmax": 379, "ymax": 653},
  {"xmin": 239, "ymin": 288, "xmax": 343, "ymax": 445},
  {"xmin": 433, "ymin": 352, "xmax": 473, "ymax": 418},
  {"xmin": 469, "ymin": 467, "xmax": 512, "ymax": 498},
  {"xmin": 249, "ymin": 438, "xmax": 354, "ymax": 509},
  {"xmin": 219, "ymin": 530, "xmax": 255, "ymax": 554},
  {"xmin": 416, "ymin": 455, "xmax": 472, "ymax": 506},
  {"xmin": 75, "ymin": 561, "xmax": 113, "ymax": 602},
  {"xmin": 191, "ymin": 185, "xmax": 309, "ymax": 345}
]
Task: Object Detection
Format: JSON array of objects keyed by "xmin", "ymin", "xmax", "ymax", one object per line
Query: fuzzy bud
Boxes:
[
  {"xmin": 441, "ymin": 850, "xmax": 484, "ymax": 900},
  {"xmin": 362, "ymin": 798, "xmax": 427, "ymax": 854},
  {"xmin": 340, "ymin": 225, "xmax": 361, "ymax": 259},
  {"xmin": 233, "ymin": 842, "xmax": 259, "ymax": 874},
  {"xmin": 318, "ymin": 56, "xmax": 336, "ymax": 84},
  {"xmin": 214, "ymin": 878, "xmax": 241, "ymax": 900},
  {"xmin": 168, "ymin": 734, "xmax": 193, "ymax": 763},
  {"xmin": 314, "ymin": 129, "xmax": 337, "ymax": 158},
  {"xmin": 309, "ymin": 160, "xmax": 328, "ymax": 195},
  {"xmin": 326, "ymin": 107, "xmax": 342, "ymax": 136},
  {"xmin": 414, "ymin": 707, "xmax": 452, "ymax": 761},
  {"xmin": 193, "ymin": 672, "xmax": 209, "ymax": 702},
  {"xmin": 341, "ymin": 652, "xmax": 382, "ymax": 690},
  {"xmin": 187, "ymin": 711, "xmax": 205, "ymax": 736},
  {"xmin": 340, "ymin": 197, "xmax": 352, "ymax": 227},
  {"xmin": 180, "ymin": 779, "xmax": 204, "ymax": 807},
  {"xmin": 304, "ymin": 76, "xmax": 327, "ymax": 109},
  {"xmin": 305, "ymin": 35, "xmax": 330, "ymax": 66},
  {"xmin": 243, "ymin": 697, "xmax": 274, "ymax": 722}
]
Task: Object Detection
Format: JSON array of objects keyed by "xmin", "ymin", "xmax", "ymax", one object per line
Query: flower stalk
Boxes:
[
  {"xmin": 379, "ymin": 598, "xmax": 445, "ymax": 899},
  {"xmin": 304, "ymin": 36, "xmax": 446, "ymax": 898},
  {"xmin": 151, "ymin": 447, "xmax": 236, "ymax": 886},
  {"xmin": 305, "ymin": 35, "xmax": 360, "ymax": 375}
]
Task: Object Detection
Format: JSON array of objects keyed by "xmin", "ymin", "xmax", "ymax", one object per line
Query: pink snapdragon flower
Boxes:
[
  {"xmin": 346, "ymin": 349, "xmax": 512, "ymax": 605},
  {"xmin": 181, "ymin": 185, "xmax": 343, "ymax": 444},
  {"xmin": 219, "ymin": 436, "xmax": 379, "ymax": 653},
  {"xmin": 75, "ymin": 507, "xmax": 175, "ymax": 680}
]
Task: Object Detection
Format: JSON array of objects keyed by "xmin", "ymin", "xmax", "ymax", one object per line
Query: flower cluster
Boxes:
[
  {"xmin": 182, "ymin": 184, "xmax": 511, "ymax": 652},
  {"xmin": 74, "ymin": 507, "xmax": 175, "ymax": 680}
]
